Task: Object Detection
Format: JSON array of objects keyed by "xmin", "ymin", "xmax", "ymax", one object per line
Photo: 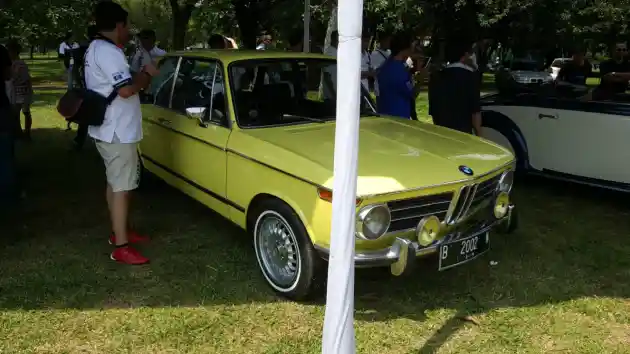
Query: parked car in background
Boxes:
[
  {"xmin": 140, "ymin": 50, "xmax": 518, "ymax": 300},
  {"xmin": 495, "ymin": 58, "xmax": 553, "ymax": 94},
  {"xmin": 480, "ymin": 84, "xmax": 630, "ymax": 192}
]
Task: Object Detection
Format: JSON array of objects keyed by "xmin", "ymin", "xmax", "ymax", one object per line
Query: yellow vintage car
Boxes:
[{"xmin": 139, "ymin": 50, "xmax": 517, "ymax": 300}]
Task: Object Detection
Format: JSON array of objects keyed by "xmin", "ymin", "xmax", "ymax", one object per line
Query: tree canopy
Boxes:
[{"xmin": 1, "ymin": 0, "xmax": 629, "ymax": 55}]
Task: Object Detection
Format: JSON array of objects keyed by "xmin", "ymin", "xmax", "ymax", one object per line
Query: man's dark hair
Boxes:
[
  {"xmin": 208, "ymin": 34, "xmax": 226, "ymax": 49},
  {"xmin": 138, "ymin": 29, "xmax": 156, "ymax": 40},
  {"xmin": 390, "ymin": 32, "xmax": 412, "ymax": 56},
  {"xmin": 94, "ymin": 1, "xmax": 128, "ymax": 32},
  {"xmin": 87, "ymin": 25, "xmax": 98, "ymax": 40},
  {"xmin": 445, "ymin": 38, "xmax": 473, "ymax": 63},
  {"xmin": 63, "ymin": 32, "xmax": 72, "ymax": 41},
  {"xmin": 288, "ymin": 30, "xmax": 303, "ymax": 48}
]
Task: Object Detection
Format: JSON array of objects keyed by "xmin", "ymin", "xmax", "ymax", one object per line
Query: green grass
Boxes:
[{"xmin": 2, "ymin": 59, "xmax": 630, "ymax": 353}]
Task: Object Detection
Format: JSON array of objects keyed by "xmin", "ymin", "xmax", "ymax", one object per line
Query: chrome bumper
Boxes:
[{"xmin": 316, "ymin": 204, "xmax": 516, "ymax": 272}]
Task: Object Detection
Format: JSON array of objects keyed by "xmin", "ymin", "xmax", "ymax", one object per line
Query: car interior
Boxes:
[{"xmin": 230, "ymin": 63, "xmax": 344, "ymax": 127}]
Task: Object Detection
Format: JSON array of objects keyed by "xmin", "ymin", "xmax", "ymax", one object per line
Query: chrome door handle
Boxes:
[
  {"xmin": 538, "ymin": 113, "xmax": 557, "ymax": 119},
  {"xmin": 157, "ymin": 118, "xmax": 172, "ymax": 125}
]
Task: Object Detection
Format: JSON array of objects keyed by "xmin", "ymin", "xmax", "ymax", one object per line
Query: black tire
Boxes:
[{"xmin": 251, "ymin": 198, "xmax": 324, "ymax": 301}]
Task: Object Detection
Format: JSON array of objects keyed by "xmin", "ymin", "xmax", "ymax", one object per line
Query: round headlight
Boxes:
[
  {"xmin": 416, "ymin": 215, "xmax": 441, "ymax": 247},
  {"xmin": 497, "ymin": 170, "xmax": 514, "ymax": 194},
  {"xmin": 494, "ymin": 192, "xmax": 510, "ymax": 219},
  {"xmin": 356, "ymin": 204, "xmax": 391, "ymax": 240}
]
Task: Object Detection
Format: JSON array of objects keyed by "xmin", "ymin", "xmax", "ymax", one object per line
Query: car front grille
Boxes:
[
  {"xmin": 448, "ymin": 174, "xmax": 501, "ymax": 223},
  {"xmin": 386, "ymin": 192, "xmax": 453, "ymax": 233}
]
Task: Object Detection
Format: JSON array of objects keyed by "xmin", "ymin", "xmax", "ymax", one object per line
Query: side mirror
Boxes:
[{"xmin": 186, "ymin": 107, "xmax": 207, "ymax": 120}]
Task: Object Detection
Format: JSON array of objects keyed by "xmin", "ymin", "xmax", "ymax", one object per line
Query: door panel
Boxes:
[
  {"xmin": 536, "ymin": 103, "xmax": 630, "ymax": 183},
  {"xmin": 167, "ymin": 58, "xmax": 232, "ymax": 217},
  {"xmin": 140, "ymin": 57, "xmax": 180, "ymax": 172}
]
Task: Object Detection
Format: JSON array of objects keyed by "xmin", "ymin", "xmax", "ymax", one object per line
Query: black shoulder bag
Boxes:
[{"xmin": 56, "ymin": 36, "xmax": 121, "ymax": 127}]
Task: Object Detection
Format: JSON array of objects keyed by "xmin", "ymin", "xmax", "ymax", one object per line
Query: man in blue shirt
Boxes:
[{"xmin": 376, "ymin": 33, "xmax": 423, "ymax": 119}]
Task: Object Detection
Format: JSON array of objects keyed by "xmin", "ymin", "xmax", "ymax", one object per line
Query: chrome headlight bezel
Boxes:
[
  {"xmin": 496, "ymin": 170, "xmax": 514, "ymax": 194},
  {"xmin": 355, "ymin": 204, "xmax": 391, "ymax": 241}
]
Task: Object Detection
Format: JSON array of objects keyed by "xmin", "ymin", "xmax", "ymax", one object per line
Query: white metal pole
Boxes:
[
  {"xmin": 321, "ymin": 0, "xmax": 363, "ymax": 352},
  {"xmin": 303, "ymin": 0, "xmax": 311, "ymax": 52}
]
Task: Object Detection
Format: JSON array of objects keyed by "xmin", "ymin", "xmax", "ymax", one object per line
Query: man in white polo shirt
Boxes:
[{"xmin": 87, "ymin": 1, "xmax": 158, "ymax": 265}]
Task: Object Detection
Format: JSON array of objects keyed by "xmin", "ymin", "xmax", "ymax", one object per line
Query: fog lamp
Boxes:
[
  {"xmin": 494, "ymin": 192, "xmax": 510, "ymax": 219},
  {"xmin": 416, "ymin": 215, "xmax": 441, "ymax": 247}
]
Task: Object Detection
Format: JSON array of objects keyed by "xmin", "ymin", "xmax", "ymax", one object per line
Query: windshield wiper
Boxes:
[{"xmin": 282, "ymin": 114, "xmax": 326, "ymax": 123}]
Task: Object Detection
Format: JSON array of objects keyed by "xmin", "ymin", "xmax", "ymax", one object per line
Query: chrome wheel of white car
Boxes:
[
  {"xmin": 255, "ymin": 210, "xmax": 301, "ymax": 290},
  {"xmin": 251, "ymin": 199, "xmax": 324, "ymax": 300}
]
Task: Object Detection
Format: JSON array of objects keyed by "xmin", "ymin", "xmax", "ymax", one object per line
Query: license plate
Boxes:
[{"xmin": 438, "ymin": 232, "xmax": 490, "ymax": 271}]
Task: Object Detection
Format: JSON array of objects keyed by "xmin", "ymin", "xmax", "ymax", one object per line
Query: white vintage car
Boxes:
[{"xmin": 480, "ymin": 86, "xmax": 630, "ymax": 191}]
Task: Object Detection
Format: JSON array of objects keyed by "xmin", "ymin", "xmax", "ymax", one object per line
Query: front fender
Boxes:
[
  {"xmin": 481, "ymin": 110, "xmax": 530, "ymax": 170},
  {"xmin": 226, "ymin": 151, "xmax": 332, "ymax": 248}
]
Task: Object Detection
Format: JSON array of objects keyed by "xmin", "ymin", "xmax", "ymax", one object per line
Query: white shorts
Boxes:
[{"xmin": 95, "ymin": 140, "xmax": 141, "ymax": 192}]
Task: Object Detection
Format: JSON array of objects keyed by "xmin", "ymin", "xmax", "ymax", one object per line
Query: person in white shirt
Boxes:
[
  {"xmin": 256, "ymin": 34, "xmax": 272, "ymax": 50},
  {"xmin": 322, "ymin": 31, "xmax": 338, "ymax": 100},
  {"xmin": 130, "ymin": 29, "xmax": 165, "ymax": 74},
  {"xmin": 87, "ymin": 1, "xmax": 159, "ymax": 265},
  {"xmin": 59, "ymin": 33, "xmax": 79, "ymax": 89},
  {"xmin": 360, "ymin": 34, "xmax": 374, "ymax": 92},
  {"xmin": 370, "ymin": 34, "xmax": 391, "ymax": 99}
]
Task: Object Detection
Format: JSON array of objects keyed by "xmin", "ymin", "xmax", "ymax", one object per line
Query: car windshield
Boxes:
[
  {"xmin": 229, "ymin": 58, "xmax": 377, "ymax": 128},
  {"xmin": 551, "ymin": 59, "xmax": 568, "ymax": 68},
  {"xmin": 509, "ymin": 60, "xmax": 541, "ymax": 71}
]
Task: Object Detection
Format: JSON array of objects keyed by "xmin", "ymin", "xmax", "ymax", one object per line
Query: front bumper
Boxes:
[{"xmin": 316, "ymin": 204, "xmax": 516, "ymax": 272}]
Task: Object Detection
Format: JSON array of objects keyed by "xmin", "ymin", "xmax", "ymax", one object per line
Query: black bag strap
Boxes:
[
  {"xmin": 90, "ymin": 34, "xmax": 122, "ymax": 105},
  {"xmin": 106, "ymin": 88, "xmax": 119, "ymax": 104}
]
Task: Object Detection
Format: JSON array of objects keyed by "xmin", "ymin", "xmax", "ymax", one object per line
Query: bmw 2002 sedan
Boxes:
[{"xmin": 140, "ymin": 50, "xmax": 518, "ymax": 300}]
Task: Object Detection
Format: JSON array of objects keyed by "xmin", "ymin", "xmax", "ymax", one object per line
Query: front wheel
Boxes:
[{"xmin": 252, "ymin": 199, "xmax": 324, "ymax": 301}]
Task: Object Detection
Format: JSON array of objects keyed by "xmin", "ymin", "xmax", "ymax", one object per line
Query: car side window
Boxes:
[
  {"xmin": 171, "ymin": 58, "xmax": 227, "ymax": 126},
  {"xmin": 148, "ymin": 57, "xmax": 179, "ymax": 108}
]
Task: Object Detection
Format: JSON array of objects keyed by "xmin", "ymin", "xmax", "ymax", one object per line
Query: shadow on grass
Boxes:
[{"xmin": 1, "ymin": 126, "xmax": 630, "ymax": 352}]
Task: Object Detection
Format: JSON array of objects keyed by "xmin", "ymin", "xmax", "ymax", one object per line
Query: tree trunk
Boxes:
[
  {"xmin": 172, "ymin": 13, "xmax": 189, "ymax": 49},
  {"xmin": 323, "ymin": 4, "xmax": 337, "ymax": 53},
  {"xmin": 169, "ymin": 0, "xmax": 195, "ymax": 50},
  {"xmin": 234, "ymin": 0, "xmax": 259, "ymax": 49},
  {"xmin": 30, "ymin": 45, "xmax": 35, "ymax": 59}
]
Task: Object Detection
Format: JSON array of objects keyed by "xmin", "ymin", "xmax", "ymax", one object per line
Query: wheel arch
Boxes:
[
  {"xmin": 481, "ymin": 109, "xmax": 530, "ymax": 171},
  {"xmin": 246, "ymin": 192, "xmax": 317, "ymax": 244}
]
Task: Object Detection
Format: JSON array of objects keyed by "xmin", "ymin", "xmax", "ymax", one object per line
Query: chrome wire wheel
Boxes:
[{"xmin": 254, "ymin": 210, "xmax": 302, "ymax": 292}]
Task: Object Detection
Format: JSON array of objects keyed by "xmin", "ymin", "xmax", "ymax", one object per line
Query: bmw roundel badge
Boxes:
[{"xmin": 459, "ymin": 165, "xmax": 474, "ymax": 176}]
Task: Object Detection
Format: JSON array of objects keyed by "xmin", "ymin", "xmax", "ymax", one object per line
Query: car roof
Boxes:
[{"xmin": 165, "ymin": 49, "xmax": 334, "ymax": 63}]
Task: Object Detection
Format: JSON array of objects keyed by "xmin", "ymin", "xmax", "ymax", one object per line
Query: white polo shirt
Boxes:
[
  {"xmin": 130, "ymin": 46, "xmax": 166, "ymax": 73},
  {"xmin": 85, "ymin": 39, "xmax": 142, "ymax": 144},
  {"xmin": 370, "ymin": 48, "xmax": 390, "ymax": 96},
  {"xmin": 360, "ymin": 50, "xmax": 371, "ymax": 90}
]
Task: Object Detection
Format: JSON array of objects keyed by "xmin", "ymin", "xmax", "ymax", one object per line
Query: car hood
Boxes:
[{"xmin": 233, "ymin": 117, "xmax": 514, "ymax": 196}]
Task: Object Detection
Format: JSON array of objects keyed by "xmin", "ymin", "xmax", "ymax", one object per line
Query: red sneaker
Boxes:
[
  {"xmin": 108, "ymin": 230, "xmax": 150, "ymax": 245},
  {"xmin": 110, "ymin": 246, "xmax": 150, "ymax": 265}
]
